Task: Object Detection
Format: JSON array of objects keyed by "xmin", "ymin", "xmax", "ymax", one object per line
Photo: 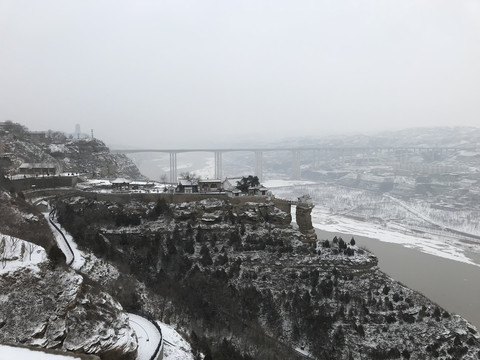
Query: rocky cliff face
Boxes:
[
  {"xmin": 295, "ymin": 195, "xmax": 317, "ymax": 242},
  {"xmin": 0, "ymin": 182, "xmax": 138, "ymax": 360},
  {"xmin": 46, "ymin": 139, "xmax": 142, "ymax": 179},
  {"xmin": 54, "ymin": 195, "xmax": 480, "ymax": 359},
  {"xmin": 0, "ymin": 246, "xmax": 138, "ymax": 360},
  {"xmin": 0, "ymin": 123, "xmax": 142, "ymax": 180},
  {"xmin": 0, "ymin": 190, "xmax": 54, "ymax": 250}
]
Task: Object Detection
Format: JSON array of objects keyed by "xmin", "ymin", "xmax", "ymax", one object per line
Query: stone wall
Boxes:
[
  {"xmin": 9, "ymin": 176, "xmax": 77, "ymax": 192},
  {"xmin": 273, "ymin": 198, "xmax": 292, "ymax": 214}
]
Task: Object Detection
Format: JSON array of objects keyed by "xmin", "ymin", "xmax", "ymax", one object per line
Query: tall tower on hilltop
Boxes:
[{"xmin": 74, "ymin": 124, "xmax": 81, "ymax": 139}]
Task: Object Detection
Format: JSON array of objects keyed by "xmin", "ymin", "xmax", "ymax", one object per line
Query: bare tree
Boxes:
[
  {"xmin": 159, "ymin": 173, "xmax": 168, "ymax": 184},
  {"xmin": 0, "ymin": 236, "xmax": 6, "ymax": 269},
  {"xmin": 180, "ymin": 172, "xmax": 201, "ymax": 181},
  {"xmin": 26, "ymin": 242, "xmax": 36, "ymax": 261},
  {"xmin": 20, "ymin": 241, "xmax": 26, "ymax": 262},
  {"xmin": 8, "ymin": 236, "xmax": 19, "ymax": 260}
]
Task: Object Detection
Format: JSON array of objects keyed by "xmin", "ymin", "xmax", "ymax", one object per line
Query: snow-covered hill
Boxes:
[{"xmin": 0, "ymin": 122, "xmax": 143, "ymax": 180}]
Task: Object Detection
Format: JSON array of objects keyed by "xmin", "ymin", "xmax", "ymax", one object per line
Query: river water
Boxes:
[{"xmin": 315, "ymin": 228, "xmax": 480, "ymax": 330}]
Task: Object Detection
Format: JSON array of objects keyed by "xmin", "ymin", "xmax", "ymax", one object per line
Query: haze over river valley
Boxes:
[{"xmin": 126, "ymin": 130, "xmax": 480, "ymax": 331}]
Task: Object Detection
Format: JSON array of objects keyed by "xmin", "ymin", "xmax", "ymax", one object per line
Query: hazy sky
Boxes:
[{"xmin": 1, "ymin": 1, "xmax": 479, "ymax": 148}]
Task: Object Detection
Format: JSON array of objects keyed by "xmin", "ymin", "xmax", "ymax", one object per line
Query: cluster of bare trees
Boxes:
[{"xmin": 0, "ymin": 235, "xmax": 37, "ymax": 268}]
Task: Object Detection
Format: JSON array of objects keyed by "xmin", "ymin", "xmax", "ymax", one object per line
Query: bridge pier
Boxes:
[
  {"xmin": 292, "ymin": 150, "xmax": 301, "ymax": 179},
  {"xmin": 169, "ymin": 152, "xmax": 177, "ymax": 183},
  {"xmin": 255, "ymin": 151, "xmax": 263, "ymax": 182},
  {"xmin": 214, "ymin": 151, "xmax": 223, "ymax": 179},
  {"xmin": 313, "ymin": 149, "xmax": 323, "ymax": 168}
]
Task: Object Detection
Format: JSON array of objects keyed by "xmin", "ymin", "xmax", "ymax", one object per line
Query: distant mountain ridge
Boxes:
[{"xmin": 234, "ymin": 127, "xmax": 480, "ymax": 149}]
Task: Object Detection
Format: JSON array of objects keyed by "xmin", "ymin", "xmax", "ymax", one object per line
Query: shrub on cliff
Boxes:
[{"xmin": 150, "ymin": 198, "xmax": 171, "ymax": 219}]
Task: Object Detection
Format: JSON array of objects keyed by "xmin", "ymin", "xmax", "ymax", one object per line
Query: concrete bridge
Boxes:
[{"xmin": 111, "ymin": 147, "xmax": 475, "ymax": 183}]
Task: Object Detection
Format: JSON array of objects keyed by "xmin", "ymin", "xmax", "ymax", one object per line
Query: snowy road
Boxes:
[
  {"xmin": 45, "ymin": 208, "xmax": 165, "ymax": 360},
  {"xmin": 44, "ymin": 211, "xmax": 85, "ymax": 270},
  {"xmin": 128, "ymin": 314, "xmax": 163, "ymax": 360}
]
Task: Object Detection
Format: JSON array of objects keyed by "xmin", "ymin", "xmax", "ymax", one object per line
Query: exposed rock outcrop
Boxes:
[
  {"xmin": 295, "ymin": 195, "xmax": 317, "ymax": 241},
  {"xmin": 170, "ymin": 198, "xmax": 292, "ymax": 228},
  {"xmin": 0, "ymin": 123, "xmax": 142, "ymax": 180},
  {"xmin": 233, "ymin": 201, "xmax": 292, "ymax": 227},
  {"xmin": 47, "ymin": 139, "xmax": 143, "ymax": 180},
  {"xmin": 0, "ymin": 255, "xmax": 137, "ymax": 359},
  {"xmin": 54, "ymin": 195, "xmax": 480, "ymax": 359}
]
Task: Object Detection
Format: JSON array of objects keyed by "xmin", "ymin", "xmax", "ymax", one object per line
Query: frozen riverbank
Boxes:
[{"xmin": 309, "ymin": 206, "xmax": 480, "ymax": 267}]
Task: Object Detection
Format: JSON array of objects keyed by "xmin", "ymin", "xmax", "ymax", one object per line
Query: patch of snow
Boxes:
[
  {"xmin": 48, "ymin": 144, "xmax": 68, "ymax": 154},
  {"xmin": 294, "ymin": 347, "xmax": 311, "ymax": 357},
  {"xmin": 0, "ymin": 234, "xmax": 47, "ymax": 275},
  {"xmin": 159, "ymin": 322, "xmax": 195, "ymax": 360},
  {"xmin": 0, "ymin": 345, "xmax": 82, "ymax": 359},
  {"xmin": 23, "ymin": 213, "xmax": 39, "ymax": 222},
  {"xmin": 458, "ymin": 150, "xmax": 480, "ymax": 157},
  {"xmin": 263, "ymin": 179, "xmax": 316, "ymax": 188}
]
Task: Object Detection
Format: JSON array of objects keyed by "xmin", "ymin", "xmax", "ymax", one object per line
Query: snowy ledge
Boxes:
[
  {"xmin": 0, "ymin": 233, "xmax": 47, "ymax": 275},
  {"xmin": 0, "ymin": 344, "xmax": 99, "ymax": 359}
]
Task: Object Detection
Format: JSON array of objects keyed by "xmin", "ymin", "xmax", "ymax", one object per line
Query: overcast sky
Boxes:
[{"xmin": 1, "ymin": 1, "xmax": 479, "ymax": 148}]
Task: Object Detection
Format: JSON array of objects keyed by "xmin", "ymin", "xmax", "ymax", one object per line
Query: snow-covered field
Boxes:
[
  {"xmin": 263, "ymin": 179, "xmax": 316, "ymax": 188},
  {"xmin": 308, "ymin": 207, "xmax": 478, "ymax": 266},
  {"xmin": 269, "ymin": 180, "xmax": 480, "ymax": 236}
]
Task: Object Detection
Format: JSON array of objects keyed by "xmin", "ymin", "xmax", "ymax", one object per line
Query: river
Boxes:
[{"xmin": 315, "ymin": 228, "xmax": 480, "ymax": 330}]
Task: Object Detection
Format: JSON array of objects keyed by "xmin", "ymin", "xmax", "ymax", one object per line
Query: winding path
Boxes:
[
  {"xmin": 128, "ymin": 314, "xmax": 163, "ymax": 360},
  {"xmin": 48, "ymin": 209, "xmax": 75, "ymax": 266},
  {"xmin": 47, "ymin": 206, "xmax": 163, "ymax": 360}
]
